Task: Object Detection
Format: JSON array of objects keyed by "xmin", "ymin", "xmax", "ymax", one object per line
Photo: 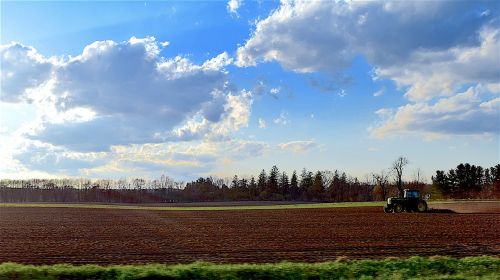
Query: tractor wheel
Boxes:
[
  {"xmin": 383, "ymin": 206, "xmax": 392, "ymax": 213},
  {"xmin": 393, "ymin": 204, "xmax": 403, "ymax": 213},
  {"xmin": 417, "ymin": 201, "xmax": 428, "ymax": 212}
]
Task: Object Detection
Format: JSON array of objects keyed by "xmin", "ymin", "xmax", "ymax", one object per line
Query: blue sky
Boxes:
[{"xmin": 1, "ymin": 0, "xmax": 499, "ymax": 181}]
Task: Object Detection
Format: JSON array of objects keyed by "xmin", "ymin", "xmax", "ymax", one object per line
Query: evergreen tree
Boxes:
[
  {"xmin": 238, "ymin": 178, "xmax": 249, "ymax": 200},
  {"xmin": 290, "ymin": 171, "xmax": 299, "ymax": 200},
  {"xmin": 433, "ymin": 163, "xmax": 488, "ymax": 198},
  {"xmin": 309, "ymin": 171, "xmax": 324, "ymax": 201},
  {"xmin": 239, "ymin": 178, "xmax": 248, "ymax": 190},
  {"xmin": 278, "ymin": 171, "xmax": 289, "ymax": 199},
  {"xmin": 266, "ymin": 165, "xmax": 280, "ymax": 199},
  {"xmin": 299, "ymin": 168, "xmax": 313, "ymax": 200},
  {"xmin": 327, "ymin": 170, "xmax": 340, "ymax": 201},
  {"xmin": 257, "ymin": 169, "xmax": 267, "ymax": 198},
  {"xmin": 248, "ymin": 176, "xmax": 258, "ymax": 200}
]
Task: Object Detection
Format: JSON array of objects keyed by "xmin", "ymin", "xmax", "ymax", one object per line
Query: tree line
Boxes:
[
  {"xmin": 431, "ymin": 163, "xmax": 500, "ymax": 199},
  {"xmin": 1, "ymin": 160, "xmax": 499, "ymax": 203}
]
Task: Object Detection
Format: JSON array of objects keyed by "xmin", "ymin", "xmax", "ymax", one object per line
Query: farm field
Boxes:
[{"xmin": 0, "ymin": 202, "xmax": 499, "ymax": 265}]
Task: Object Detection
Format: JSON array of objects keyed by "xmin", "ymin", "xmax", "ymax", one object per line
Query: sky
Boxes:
[{"xmin": 1, "ymin": 0, "xmax": 499, "ymax": 182}]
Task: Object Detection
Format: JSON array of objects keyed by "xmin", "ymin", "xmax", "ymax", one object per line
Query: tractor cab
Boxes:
[{"xmin": 403, "ymin": 189, "xmax": 420, "ymax": 198}]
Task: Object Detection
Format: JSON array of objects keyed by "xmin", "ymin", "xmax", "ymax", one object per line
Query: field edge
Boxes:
[
  {"xmin": 1, "ymin": 199, "xmax": 498, "ymax": 212},
  {"xmin": 0, "ymin": 201, "xmax": 385, "ymax": 211}
]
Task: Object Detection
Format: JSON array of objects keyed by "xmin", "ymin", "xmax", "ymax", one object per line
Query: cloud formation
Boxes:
[
  {"xmin": 371, "ymin": 86, "xmax": 500, "ymax": 138},
  {"xmin": 236, "ymin": 0, "xmax": 499, "ymax": 137},
  {"xmin": 278, "ymin": 140, "xmax": 317, "ymax": 153},
  {"xmin": 1, "ymin": 37, "xmax": 262, "ymax": 178},
  {"xmin": 236, "ymin": 1, "xmax": 494, "ymax": 72},
  {"xmin": 168, "ymin": 90, "xmax": 253, "ymax": 141},
  {"xmin": 1, "ymin": 43, "xmax": 52, "ymax": 103},
  {"xmin": 227, "ymin": 0, "xmax": 242, "ymax": 16},
  {"xmin": 2, "ymin": 37, "xmax": 247, "ymax": 151},
  {"xmin": 374, "ymin": 28, "xmax": 500, "ymax": 102}
]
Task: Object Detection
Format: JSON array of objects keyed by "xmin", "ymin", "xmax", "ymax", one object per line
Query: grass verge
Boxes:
[
  {"xmin": 0, "ymin": 201, "xmax": 384, "ymax": 211},
  {"xmin": 0, "ymin": 256, "xmax": 498, "ymax": 280}
]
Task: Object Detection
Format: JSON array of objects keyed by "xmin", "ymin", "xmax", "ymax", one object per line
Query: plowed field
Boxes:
[{"xmin": 1, "ymin": 204, "xmax": 499, "ymax": 264}]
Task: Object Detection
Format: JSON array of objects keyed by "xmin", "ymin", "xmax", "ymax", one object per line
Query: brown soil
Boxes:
[
  {"xmin": 429, "ymin": 201, "xmax": 500, "ymax": 213},
  {"xmin": 0, "ymin": 204, "xmax": 498, "ymax": 265}
]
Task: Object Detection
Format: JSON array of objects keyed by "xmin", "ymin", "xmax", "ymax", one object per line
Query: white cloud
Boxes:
[
  {"xmin": 1, "ymin": 42, "xmax": 53, "ymax": 103},
  {"xmin": 269, "ymin": 87, "xmax": 280, "ymax": 98},
  {"xmin": 1, "ymin": 37, "xmax": 242, "ymax": 152},
  {"xmin": 479, "ymin": 97, "xmax": 500, "ymax": 112},
  {"xmin": 258, "ymin": 118, "xmax": 266, "ymax": 129},
  {"xmin": 370, "ymin": 28, "xmax": 500, "ymax": 137},
  {"xmin": 486, "ymin": 83, "xmax": 500, "ymax": 93},
  {"xmin": 273, "ymin": 111, "xmax": 290, "ymax": 126},
  {"xmin": 227, "ymin": 0, "xmax": 242, "ymax": 16},
  {"xmin": 235, "ymin": 0, "xmax": 499, "ymax": 137},
  {"xmin": 3, "ymin": 135, "xmax": 269, "ymax": 180},
  {"xmin": 78, "ymin": 142, "xmax": 218, "ymax": 180},
  {"xmin": 14, "ymin": 141, "xmax": 108, "ymax": 176},
  {"xmin": 278, "ymin": 140, "xmax": 317, "ymax": 153},
  {"xmin": 224, "ymin": 139, "xmax": 268, "ymax": 160},
  {"xmin": 202, "ymin": 51, "xmax": 233, "ymax": 71},
  {"xmin": 236, "ymin": 1, "xmax": 492, "ymax": 72},
  {"xmin": 1, "ymin": 37, "xmax": 260, "ymax": 178},
  {"xmin": 170, "ymin": 90, "xmax": 253, "ymax": 141},
  {"xmin": 371, "ymin": 86, "xmax": 500, "ymax": 138},
  {"xmin": 373, "ymin": 88, "xmax": 384, "ymax": 97},
  {"xmin": 80, "ymin": 139, "xmax": 268, "ymax": 180},
  {"xmin": 374, "ymin": 28, "xmax": 500, "ymax": 102}
]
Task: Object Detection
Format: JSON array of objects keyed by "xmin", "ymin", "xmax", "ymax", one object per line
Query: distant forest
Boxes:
[{"xmin": 1, "ymin": 161, "xmax": 499, "ymax": 203}]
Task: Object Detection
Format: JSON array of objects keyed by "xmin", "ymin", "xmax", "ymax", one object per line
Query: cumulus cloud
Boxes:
[
  {"xmin": 374, "ymin": 28, "xmax": 500, "ymax": 102},
  {"xmin": 278, "ymin": 140, "xmax": 317, "ymax": 153},
  {"xmin": 236, "ymin": 0, "xmax": 499, "ymax": 137},
  {"xmin": 1, "ymin": 37, "xmax": 245, "ymax": 152},
  {"xmin": 1, "ymin": 37, "xmax": 262, "ymax": 178},
  {"xmin": 236, "ymin": 1, "xmax": 493, "ymax": 72},
  {"xmin": 371, "ymin": 86, "xmax": 500, "ymax": 138},
  {"xmin": 169, "ymin": 90, "xmax": 253, "ymax": 141},
  {"xmin": 1, "ymin": 43, "xmax": 53, "ymax": 103},
  {"xmin": 202, "ymin": 51, "xmax": 233, "ymax": 71},
  {"xmin": 370, "ymin": 28, "xmax": 500, "ymax": 137}
]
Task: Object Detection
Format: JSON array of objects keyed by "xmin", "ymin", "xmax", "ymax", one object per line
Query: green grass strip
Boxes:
[
  {"xmin": 0, "ymin": 256, "xmax": 498, "ymax": 280},
  {"xmin": 0, "ymin": 201, "xmax": 384, "ymax": 211}
]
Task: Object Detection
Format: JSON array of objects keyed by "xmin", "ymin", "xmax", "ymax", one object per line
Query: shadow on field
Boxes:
[{"xmin": 426, "ymin": 208, "xmax": 456, "ymax": 213}]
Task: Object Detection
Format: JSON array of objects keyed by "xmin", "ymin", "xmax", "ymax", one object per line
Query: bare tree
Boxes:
[
  {"xmin": 412, "ymin": 168, "xmax": 427, "ymax": 187},
  {"xmin": 392, "ymin": 156, "xmax": 409, "ymax": 196},
  {"xmin": 372, "ymin": 170, "xmax": 390, "ymax": 200},
  {"xmin": 321, "ymin": 170, "xmax": 335, "ymax": 190}
]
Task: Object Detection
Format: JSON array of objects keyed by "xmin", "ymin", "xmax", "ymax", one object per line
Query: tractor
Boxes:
[{"xmin": 384, "ymin": 189, "xmax": 428, "ymax": 213}]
